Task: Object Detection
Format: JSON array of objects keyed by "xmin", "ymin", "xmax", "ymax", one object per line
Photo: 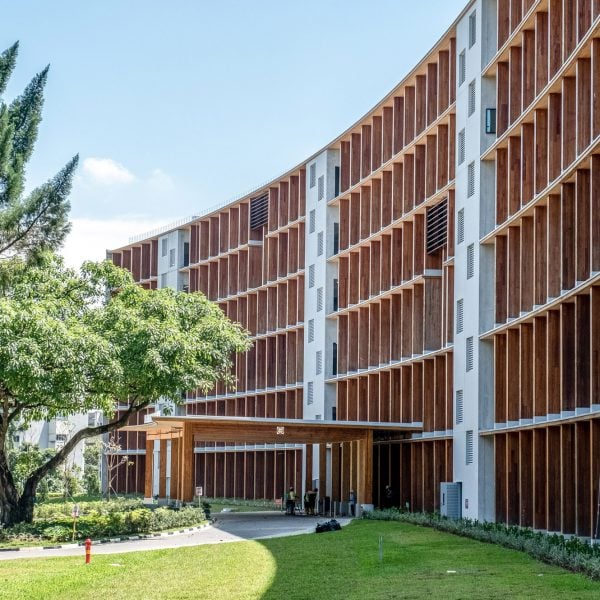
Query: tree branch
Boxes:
[{"xmin": 22, "ymin": 397, "xmax": 149, "ymax": 495}]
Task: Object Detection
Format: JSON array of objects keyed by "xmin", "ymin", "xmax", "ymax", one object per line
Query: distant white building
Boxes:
[{"xmin": 14, "ymin": 411, "xmax": 103, "ymax": 474}]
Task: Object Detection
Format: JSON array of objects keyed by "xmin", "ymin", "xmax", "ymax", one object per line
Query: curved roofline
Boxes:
[{"xmin": 113, "ymin": 0, "xmax": 472, "ymax": 251}]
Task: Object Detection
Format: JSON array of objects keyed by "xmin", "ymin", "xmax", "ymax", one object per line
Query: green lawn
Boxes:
[{"xmin": 1, "ymin": 520, "xmax": 598, "ymax": 599}]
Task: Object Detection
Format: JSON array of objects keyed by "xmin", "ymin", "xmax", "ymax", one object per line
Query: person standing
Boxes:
[
  {"xmin": 286, "ymin": 486, "xmax": 296, "ymax": 515},
  {"xmin": 349, "ymin": 489, "xmax": 357, "ymax": 517}
]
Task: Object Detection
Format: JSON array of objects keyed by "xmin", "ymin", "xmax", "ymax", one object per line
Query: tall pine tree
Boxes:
[{"xmin": 0, "ymin": 42, "xmax": 78, "ymax": 262}]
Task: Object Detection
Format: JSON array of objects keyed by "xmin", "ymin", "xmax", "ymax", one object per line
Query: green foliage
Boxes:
[
  {"xmin": 1, "ymin": 502, "xmax": 206, "ymax": 544},
  {"xmin": 6, "ymin": 443, "xmax": 61, "ymax": 498},
  {"xmin": 0, "ymin": 42, "xmax": 78, "ymax": 262},
  {"xmin": 0, "ymin": 255, "xmax": 251, "ymax": 425},
  {"xmin": 83, "ymin": 441, "xmax": 101, "ymax": 496},
  {"xmin": 363, "ymin": 508, "xmax": 600, "ymax": 580},
  {"xmin": 0, "ymin": 253, "xmax": 251, "ymax": 524}
]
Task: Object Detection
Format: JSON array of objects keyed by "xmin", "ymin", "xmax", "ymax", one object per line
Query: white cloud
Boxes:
[
  {"xmin": 82, "ymin": 157, "xmax": 136, "ymax": 185},
  {"xmin": 146, "ymin": 168, "xmax": 175, "ymax": 192},
  {"xmin": 60, "ymin": 217, "xmax": 167, "ymax": 269}
]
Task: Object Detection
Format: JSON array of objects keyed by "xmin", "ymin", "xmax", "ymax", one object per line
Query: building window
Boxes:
[
  {"xmin": 161, "ymin": 238, "xmax": 168, "ymax": 257},
  {"xmin": 309, "ymin": 209, "xmax": 316, "ymax": 233},
  {"xmin": 459, "ymin": 50, "xmax": 466, "ymax": 85},
  {"xmin": 468, "ymin": 11, "xmax": 477, "ymax": 48},
  {"xmin": 318, "ymin": 175, "xmax": 325, "ymax": 201},
  {"xmin": 456, "ymin": 390, "xmax": 464, "ymax": 425},
  {"xmin": 160, "ymin": 273, "xmax": 167, "ymax": 288},
  {"xmin": 309, "ymin": 163, "xmax": 316, "ymax": 188},
  {"xmin": 458, "ymin": 128, "xmax": 466, "ymax": 164},
  {"xmin": 466, "ymin": 336, "xmax": 474, "ymax": 371},
  {"xmin": 317, "ymin": 231, "xmax": 324, "ymax": 256},
  {"xmin": 468, "ymin": 80, "xmax": 476, "ymax": 116},
  {"xmin": 315, "ymin": 350, "xmax": 323, "ymax": 375},
  {"xmin": 467, "ymin": 243, "xmax": 475, "ymax": 279},
  {"xmin": 308, "ymin": 319, "xmax": 315, "ymax": 343},
  {"xmin": 169, "ymin": 248, "xmax": 176, "ymax": 268},
  {"xmin": 466, "ymin": 430, "xmax": 474, "ymax": 464},
  {"xmin": 308, "ymin": 264, "xmax": 315, "ymax": 288},
  {"xmin": 457, "ymin": 208, "xmax": 465, "ymax": 244},
  {"xmin": 317, "ymin": 287, "xmax": 324, "ymax": 312},
  {"xmin": 467, "ymin": 162, "xmax": 475, "ymax": 197},
  {"xmin": 456, "ymin": 298, "xmax": 464, "ymax": 333},
  {"xmin": 307, "ymin": 381, "xmax": 314, "ymax": 404}
]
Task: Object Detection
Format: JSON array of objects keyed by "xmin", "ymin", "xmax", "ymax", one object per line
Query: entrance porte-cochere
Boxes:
[{"xmin": 123, "ymin": 416, "xmax": 421, "ymax": 508}]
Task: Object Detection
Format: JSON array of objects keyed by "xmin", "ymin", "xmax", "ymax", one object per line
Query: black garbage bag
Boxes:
[{"xmin": 316, "ymin": 519, "xmax": 342, "ymax": 533}]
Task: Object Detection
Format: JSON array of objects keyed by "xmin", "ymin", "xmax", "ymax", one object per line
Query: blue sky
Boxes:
[{"xmin": 2, "ymin": 0, "xmax": 465, "ymax": 265}]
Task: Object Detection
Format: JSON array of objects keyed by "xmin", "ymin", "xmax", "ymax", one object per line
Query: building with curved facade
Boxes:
[{"xmin": 110, "ymin": 0, "xmax": 600, "ymax": 535}]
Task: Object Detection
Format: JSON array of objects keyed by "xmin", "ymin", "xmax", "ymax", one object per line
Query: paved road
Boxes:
[{"xmin": 0, "ymin": 512, "xmax": 350, "ymax": 561}]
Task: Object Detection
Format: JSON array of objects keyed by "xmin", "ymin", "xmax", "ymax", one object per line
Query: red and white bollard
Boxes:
[{"xmin": 85, "ymin": 538, "xmax": 92, "ymax": 564}]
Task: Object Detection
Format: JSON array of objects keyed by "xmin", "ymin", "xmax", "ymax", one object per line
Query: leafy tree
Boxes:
[
  {"xmin": 7, "ymin": 442, "xmax": 61, "ymax": 501},
  {"xmin": 0, "ymin": 42, "xmax": 78, "ymax": 262},
  {"xmin": 83, "ymin": 440, "xmax": 102, "ymax": 496},
  {"xmin": 0, "ymin": 256, "xmax": 251, "ymax": 525}
]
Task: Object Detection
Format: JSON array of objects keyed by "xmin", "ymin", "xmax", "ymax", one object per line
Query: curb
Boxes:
[{"xmin": 0, "ymin": 523, "xmax": 211, "ymax": 553}]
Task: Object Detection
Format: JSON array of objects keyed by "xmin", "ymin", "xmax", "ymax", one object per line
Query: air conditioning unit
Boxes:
[{"xmin": 440, "ymin": 482, "xmax": 462, "ymax": 519}]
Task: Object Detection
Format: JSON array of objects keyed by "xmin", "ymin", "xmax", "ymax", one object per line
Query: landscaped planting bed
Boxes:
[{"xmin": 0, "ymin": 498, "xmax": 206, "ymax": 545}]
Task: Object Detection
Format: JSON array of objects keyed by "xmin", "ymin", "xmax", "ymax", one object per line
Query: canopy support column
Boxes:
[
  {"xmin": 358, "ymin": 429, "xmax": 373, "ymax": 506},
  {"xmin": 181, "ymin": 422, "xmax": 195, "ymax": 502}
]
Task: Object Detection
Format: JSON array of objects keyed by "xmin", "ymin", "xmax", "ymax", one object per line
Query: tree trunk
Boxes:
[{"xmin": 0, "ymin": 448, "xmax": 27, "ymax": 526}]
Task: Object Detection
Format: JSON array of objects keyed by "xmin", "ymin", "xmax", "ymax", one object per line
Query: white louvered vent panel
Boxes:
[
  {"xmin": 308, "ymin": 319, "xmax": 314, "ymax": 343},
  {"xmin": 466, "ymin": 430, "xmax": 474, "ymax": 464},
  {"xmin": 456, "ymin": 298, "xmax": 464, "ymax": 334},
  {"xmin": 457, "ymin": 208, "xmax": 465, "ymax": 244},
  {"xmin": 309, "ymin": 163, "xmax": 316, "ymax": 188},
  {"xmin": 318, "ymin": 175, "xmax": 325, "ymax": 201},
  {"xmin": 467, "ymin": 243, "xmax": 475, "ymax": 279},
  {"xmin": 317, "ymin": 231, "xmax": 324, "ymax": 256},
  {"xmin": 467, "ymin": 162, "xmax": 475, "ymax": 197},
  {"xmin": 458, "ymin": 129, "xmax": 466, "ymax": 164},
  {"xmin": 466, "ymin": 336, "xmax": 474, "ymax": 371},
  {"xmin": 456, "ymin": 390, "xmax": 464, "ymax": 425},
  {"xmin": 309, "ymin": 209, "xmax": 316, "ymax": 233},
  {"xmin": 468, "ymin": 80, "xmax": 476, "ymax": 116},
  {"xmin": 459, "ymin": 50, "xmax": 466, "ymax": 86},
  {"xmin": 309, "ymin": 264, "xmax": 315, "ymax": 288},
  {"xmin": 317, "ymin": 287, "xmax": 324, "ymax": 312},
  {"xmin": 315, "ymin": 351, "xmax": 323, "ymax": 375},
  {"xmin": 307, "ymin": 381, "xmax": 314, "ymax": 404},
  {"xmin": 469, "ymin": 11, "xmax": 476, "ymax": 48}
]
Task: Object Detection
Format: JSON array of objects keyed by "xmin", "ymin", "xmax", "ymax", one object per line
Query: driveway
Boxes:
[{"xmin": 0, "ymin": 512, "xmax": 350, "ymax": 561}]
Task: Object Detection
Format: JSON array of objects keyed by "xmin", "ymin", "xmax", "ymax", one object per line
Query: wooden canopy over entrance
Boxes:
[{"xmin": 123, "ymin": 415, "xmax": 421, "ymax": 506}]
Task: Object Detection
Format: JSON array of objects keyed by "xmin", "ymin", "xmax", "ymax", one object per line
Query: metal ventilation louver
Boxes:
[
  {"xmin": 467, "ymin": 243, "xmax": 475, "ymax": 279},
  {"xmin": 456, "ymin": 298, "xmax": 464, "ymax": 333},
  {"xmin": 466, "ymin": 430, "xmax": 474, "ymax": 464},
  {"xmin": 457, "ymin": 208, "xmax": 465, "ymax": 244},
  {"xmin": 250, "ymin": 194, "xmax": 269, "ymax": 229},
  {"xmin": 426, "ymin": 197, "xmax": 448, "ymax": 254},
  {"xmin": 466, "ymin": 336, "xmax": 474, "ymax": 371},
  {"xmin": 456, "ymin": 390, "xmax": 464, "ymax": 424}
]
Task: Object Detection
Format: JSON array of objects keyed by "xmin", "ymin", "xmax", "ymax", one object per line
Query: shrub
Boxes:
[
  {"xmin": 363, "ymin": 509, "xmax": 600, "ymax": 580},
  {"xmin": 2, "ymin": 503, "xmax": 206, "ymax": 544}
]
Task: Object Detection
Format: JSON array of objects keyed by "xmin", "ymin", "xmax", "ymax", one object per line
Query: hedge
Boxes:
[
  {"xmin": 363, "ymin": 509, "xmax": 600, "ymax": 580},
  {"xmin": 1, "ymin": 505, "xmax": 206, "ymax": 544}
]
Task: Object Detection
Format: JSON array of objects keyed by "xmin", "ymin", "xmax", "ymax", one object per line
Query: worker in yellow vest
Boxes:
[{"xmin": 286, "ymin": 486, "xmax": 296, "ymax": 516}]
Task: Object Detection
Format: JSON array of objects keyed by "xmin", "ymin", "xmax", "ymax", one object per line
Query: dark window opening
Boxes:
[
  {"xmin": 183, "ymin": 242, "xmax": 190, "ymax": 267},
  {"xmin": 332, "ymin": 342, "xmax": 338, "ymax": 376}
]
